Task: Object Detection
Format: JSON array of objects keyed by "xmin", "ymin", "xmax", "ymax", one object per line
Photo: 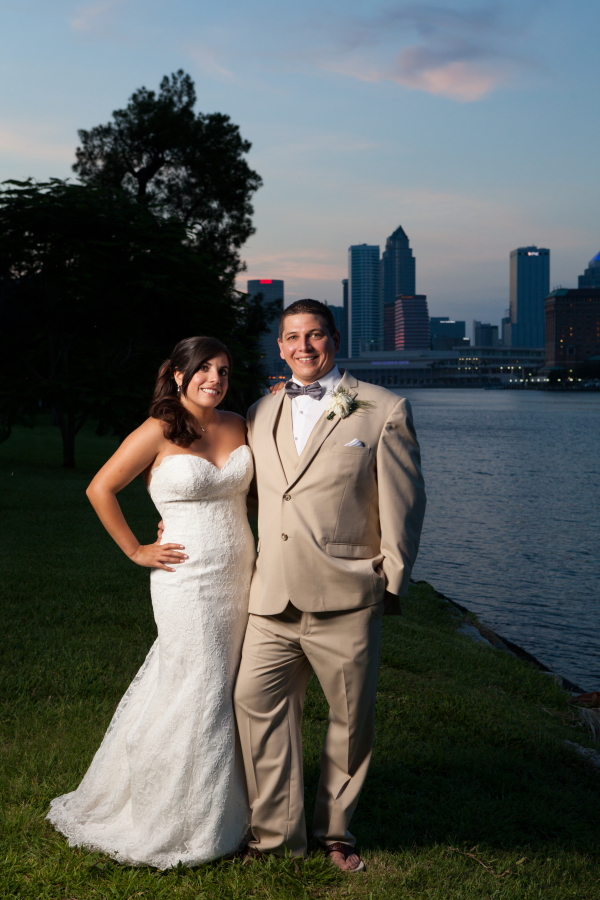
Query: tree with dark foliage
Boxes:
[
  {"xmin": 0, "ymin": 180, "xmax": 273, "ymax": 467},
  {"xmin": 73, "ymin": 70, "xmax": 262, "ymax": 283}
]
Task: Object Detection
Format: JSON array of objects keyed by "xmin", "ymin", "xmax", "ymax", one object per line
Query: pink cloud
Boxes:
[
  {"xmin": 317, "ymin": 2, "xmax": 531, "ymax": 101},
  {"xmin": 390, "ymin": 50, "xmax": 512, "ymax": 101},
  {"xmin": 325, "ymin": 53, "xmax": 511, "ymax": 101}
]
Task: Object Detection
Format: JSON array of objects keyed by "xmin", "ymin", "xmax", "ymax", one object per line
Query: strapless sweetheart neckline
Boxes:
[{"xmin": 151, "ymin": 443, "xmax": 250, "ymax": 477}]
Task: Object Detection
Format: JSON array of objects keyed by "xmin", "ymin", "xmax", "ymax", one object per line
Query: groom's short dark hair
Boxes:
[{"xmin": 278, "ymin": 299, "xmax": 338, "ymax": 340}]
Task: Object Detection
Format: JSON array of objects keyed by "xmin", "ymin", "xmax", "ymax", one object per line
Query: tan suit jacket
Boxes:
[{"xmin": 246, "ymin": 369, "xmax": 426, "ymax": 615}]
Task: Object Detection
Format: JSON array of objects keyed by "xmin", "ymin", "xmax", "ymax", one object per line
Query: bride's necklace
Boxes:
[
  {"xmin": 198, "ymin": 412, "xmax": 215, "ymax": 434},
  {"xmin": 176, "ymin": 385, "xmax": 214, "ymax": 433}
]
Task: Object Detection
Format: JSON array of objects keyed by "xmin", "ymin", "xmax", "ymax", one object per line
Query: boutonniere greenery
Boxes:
[{"xmin": 325, "ymin": 386, "xmax": 374, "ymax": 421}]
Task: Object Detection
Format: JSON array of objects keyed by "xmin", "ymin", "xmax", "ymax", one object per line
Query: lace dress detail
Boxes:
[{"xmin": 47, "ymin": 446, "xmax": 255, "ymax": 868}]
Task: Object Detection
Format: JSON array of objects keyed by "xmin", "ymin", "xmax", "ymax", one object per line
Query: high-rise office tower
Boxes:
[
  {"xmin": 348, "ymin": 244, "xmax": 381, "ymax": 357},
  {"xmin": 384, "ymin": 303, "xmax": 396, "ymax": 352},
  {"xmin": 430, "ymin": 317, "xmax": 468, "ymax": 350},
  {"xmin": 508, "ymin": 246, "xmax": 550, "ymax": 348},
  {"xmin": 381, "ymin": 226, "xmax": 416, "ymax": 350},
  {"xmin": 328, "ymin": 304, "xmax": 348, "ymax": 358},
  {"xmin": 328, "ymin": 281, "xmax": 349, "ymax": 358},
  {"xmin": 247, "ymin": 279, "xmax": 285, "ymax": 376},
  {"xmin": 340, "ymin": 279, "xmax": 350, "ymax": 357},
  {"xmin": 578, "ymin": 250, "xmax": 600, "ymax": 289},
  {"xmin": 501, "ymin": 312, "xmax": 511, "ymax": 346},
  {"xmin": 395, "ymin": 295, "xmax": 430, "ymax": 350},
  {"xmin": 473, "ymin": 321, "xmax": 500, "ymax": 347}
]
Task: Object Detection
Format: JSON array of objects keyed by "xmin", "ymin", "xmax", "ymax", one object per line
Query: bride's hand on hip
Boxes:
[{"xmin": 130, "ymin": 542, "xmax": 188, "ymax": 572}]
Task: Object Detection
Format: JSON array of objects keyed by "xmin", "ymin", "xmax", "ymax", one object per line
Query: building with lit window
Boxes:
[
  {"xmin": 334, "ymin": 347, "xmax": 545, "ymax": 387},
  {"xmin": 348, "ymin": 244, "xmax": 381, "ymax": 357},
  {"xmin": 430, "ymin": 317, "xmax": 468, "ymax": 350},
  {"xmin": 506, "ymin": 246, "xmax": 550, "ymax": 348},
  {"xmin": 381, "ymin": 225, "xmax": 416, "ymax": 350},
  {"xmin": 394, "ymin": 294, "xmax": 429, "ymax": 350},
  {"xmin": 247, "ymin": 279, "xmax": 286, "ymax": 378},
  {"xmin": 545, "ymin": 288, "xmax": 600, "ymax": 367}
]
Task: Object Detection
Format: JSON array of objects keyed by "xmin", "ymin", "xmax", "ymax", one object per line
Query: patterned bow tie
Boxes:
[{"xmin": 285, "ymin": 381, "xmax": 323, "ymax": 400}]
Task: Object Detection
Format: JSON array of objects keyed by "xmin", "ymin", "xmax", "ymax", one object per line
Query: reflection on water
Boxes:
[{"xmin": 398, "ymin": 388, "xmax": 600, "ymax": 691}]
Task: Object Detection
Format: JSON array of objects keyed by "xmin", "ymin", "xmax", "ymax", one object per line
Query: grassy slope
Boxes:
[{"xmin": 1, "ymin": 424, "xmax": 599, "ymax": 900}]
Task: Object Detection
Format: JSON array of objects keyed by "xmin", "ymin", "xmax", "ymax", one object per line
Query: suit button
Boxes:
[
  {"xmin": 283, "ymin": 494, "xmax": 291, "ymax": 501},
  {"xmin": 281, "ymin": 533, "xmax": 288, "ymax": 541}
]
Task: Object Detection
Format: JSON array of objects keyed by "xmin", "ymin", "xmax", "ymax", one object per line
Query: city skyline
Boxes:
[
  {"xmin": 252, "ymin": 238, "xmax": 600, "ymax": 346},
  {"xmin": 1, "ymin": 1, "xmax": 599, "ymax": 329}
]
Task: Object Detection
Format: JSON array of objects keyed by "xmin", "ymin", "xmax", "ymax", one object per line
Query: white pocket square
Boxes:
[{"xmin": 344, "ymin": 438, "xmax": 365, "ymax": 447}]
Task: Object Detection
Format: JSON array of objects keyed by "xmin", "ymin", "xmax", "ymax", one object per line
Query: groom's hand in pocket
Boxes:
[{"xmin": 384, "ymin": 590, "xmax": 402, "ymax": 616}]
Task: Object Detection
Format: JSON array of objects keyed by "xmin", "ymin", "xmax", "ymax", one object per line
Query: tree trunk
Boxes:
[
  {"xmin": 54, "ymin": 408, "xmax": 86, "ymax": 468},
  {"xmin": 62, "ymin": 425, "xmax": 76, "ymax": 468}
]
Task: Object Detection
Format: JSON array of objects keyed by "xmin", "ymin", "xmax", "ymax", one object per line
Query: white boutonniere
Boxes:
[{"xmin": 325, "ymin": 386, "xmax": 373, "ymax": 421}]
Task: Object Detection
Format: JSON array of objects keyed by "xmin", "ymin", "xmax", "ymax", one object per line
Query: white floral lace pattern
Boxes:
[{"xmin": 47, "ymin": 446, "xmax": 255, "ymax": 868}]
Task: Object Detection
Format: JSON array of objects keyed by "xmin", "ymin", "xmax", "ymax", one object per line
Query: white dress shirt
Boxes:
[{"xmin": 290, "ymin": 365, "xmax": 342, "ymax": 455}]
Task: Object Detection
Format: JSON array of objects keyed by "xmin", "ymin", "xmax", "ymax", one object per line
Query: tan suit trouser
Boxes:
[{"xmin": 233, "ymin": 601, "xmax": 383, "ymax": 857}]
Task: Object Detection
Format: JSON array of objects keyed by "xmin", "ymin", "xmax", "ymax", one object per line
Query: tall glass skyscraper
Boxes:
[
  {"xmin": 348, "ymin": 244, "xmax": 381, "ymax": 357},
  {"xmin": 247, "ymin": 279, "xmax": 285, "ymax": 376},
  {"xmin": 508, "ymin": 246, "xmax": 550, "ymax": 348},
  {"xmin": 381, "ymin": 226, "xmax": 416, "ymax": 350},
  {"xmin": 328, "ymin": 304, "xmax": 348, "ymax": 358},
  {"xmin": 326, "ymin": 280, "xmax": 349, "ymax": 357}
]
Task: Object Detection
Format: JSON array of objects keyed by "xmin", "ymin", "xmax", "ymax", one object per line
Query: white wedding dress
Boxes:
[{"xmin": 47, "ymin": 446, "xmax": 255, "ymax": 868}]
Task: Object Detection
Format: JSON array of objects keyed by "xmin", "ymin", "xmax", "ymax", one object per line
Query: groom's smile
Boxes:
[{"xmin": 278, "ymin": 313, "xmax": 340, "ymax": 385}]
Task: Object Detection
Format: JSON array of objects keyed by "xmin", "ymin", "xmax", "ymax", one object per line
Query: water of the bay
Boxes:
[{"xmin": 398, "ymin": 388, "xmax": 600, "ymax": 691}]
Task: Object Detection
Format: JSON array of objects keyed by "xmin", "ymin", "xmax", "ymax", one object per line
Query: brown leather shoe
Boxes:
[
  {"xmin": 324, "ymin": 842, "xmax": 366, "ymax": 872},
  {"xmin": 239, "ymin": 845, "xmax": 267, "ymax": 865}
]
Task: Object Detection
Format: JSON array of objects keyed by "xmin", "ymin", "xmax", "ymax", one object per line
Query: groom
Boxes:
[{"xmin": 234, "ymin": 299, "xmax": 426, "ymax": 871}]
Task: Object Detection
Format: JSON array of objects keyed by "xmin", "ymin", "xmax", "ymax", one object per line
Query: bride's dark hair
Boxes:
[{"xmin": 150, "ymin": 336, "xmax": 233, "ymax": 447}]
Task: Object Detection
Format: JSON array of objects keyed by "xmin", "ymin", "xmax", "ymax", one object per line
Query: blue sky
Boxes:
[{"xmin": 1, "ymin": 0, "xmax": 599, "ymax": 332}]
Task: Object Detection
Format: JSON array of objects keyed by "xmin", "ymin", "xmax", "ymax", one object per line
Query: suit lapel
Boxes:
[
  {"xmin": 275, "ymin": 396, "xmax": 302, "ymax": 481},
  {"xmin": 285, "ymin": 369, "xmax": 358, "ymax": 490},
  {"xmin": 261, "ymin": 387, "xmax": 288, "ymax": 484}
]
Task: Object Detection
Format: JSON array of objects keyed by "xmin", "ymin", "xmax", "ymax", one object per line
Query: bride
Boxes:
[{"xmin": 47, "ymin": 336, "xmax": 255, "ymax": 868}]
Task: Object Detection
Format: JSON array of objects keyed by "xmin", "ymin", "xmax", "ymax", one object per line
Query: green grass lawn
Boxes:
[{"xmin": 1, "ymin": 423, "xmax": 599, "ymax": 900}]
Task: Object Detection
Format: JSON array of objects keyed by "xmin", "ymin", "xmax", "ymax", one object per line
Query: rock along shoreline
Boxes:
[
  {"xmin": 413, "ymin": 579, "xmax": 600, "ymax": 764},
  {"xmin": 412, "ymin": 579, "xmax": 584, "ymax": 693}
]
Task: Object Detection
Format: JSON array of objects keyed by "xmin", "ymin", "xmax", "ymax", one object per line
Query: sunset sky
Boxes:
[{"xmin": 2, "ymin": 0, "xmax": 599, "ymax": 333}]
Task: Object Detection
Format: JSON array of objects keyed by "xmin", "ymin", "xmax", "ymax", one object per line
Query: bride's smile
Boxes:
[{"xmin": 175, "ymin": 354, "xmax": 230, "ymax": 424}]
